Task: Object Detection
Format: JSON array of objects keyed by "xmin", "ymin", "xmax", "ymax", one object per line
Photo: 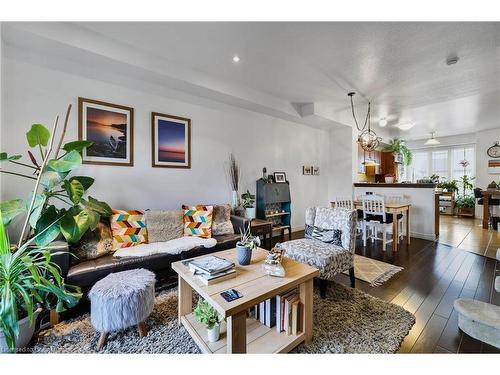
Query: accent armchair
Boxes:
[{"xmin": 276, "ymin": 207, "xmax": 357, "ymax": 298}]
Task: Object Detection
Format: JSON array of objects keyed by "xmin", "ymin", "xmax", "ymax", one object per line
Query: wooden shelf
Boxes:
[
  {"xmin": 265, "ymin": 212, "xmax": 290, "ymax": 218},
  {"xmin": 182, "ymin": 313, "xmax": 304, "ymax": 354}
]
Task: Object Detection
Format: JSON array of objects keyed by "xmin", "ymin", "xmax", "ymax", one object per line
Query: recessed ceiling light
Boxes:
[
  {"xmin": 232, "ymin": 55, "xmax": 240, "ymax": 63},
  {"xmin": 397, "ymin": 123, "xmax": 414, "ymax": 131},
  {"xmin": 446, "ymin": 55, "xmax": 459, "ymax": 66},
  {"xmin": 379, "ymin": 118, "xmax": 387, "ymax": 127}
]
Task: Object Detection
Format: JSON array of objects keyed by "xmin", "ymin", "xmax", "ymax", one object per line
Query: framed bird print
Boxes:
[{"xmin": 78, "ymin": 97, "xmax": 134, "ymax": 166}]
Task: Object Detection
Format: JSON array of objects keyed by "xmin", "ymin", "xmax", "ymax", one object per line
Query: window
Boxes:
[
  {"xmin": 407, "ymin": 145, "xmax": 476, "ymax": 191},
  {"xmin": 451, "ymin": 147, "xmax": 475, "ymax": 195},
  {"xmin": 431, "ymin": 150, "xmax": 449, "ymax": 180},
  {"xmin": 409, "ymin": 151, "xmax": 429, "ymax": 181}
]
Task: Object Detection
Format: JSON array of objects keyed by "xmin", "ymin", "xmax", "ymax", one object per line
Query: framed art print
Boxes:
[
  {"xmin": 78, "ymin": 98, "xmax": 134, "ymax": 166},
  {"xmin": 152, "ymin": 112, "xmax": 191, "ymax": 168},
  {"xmin": 274, "ymin": 172, "xmax": 287, "ymax": 183}
]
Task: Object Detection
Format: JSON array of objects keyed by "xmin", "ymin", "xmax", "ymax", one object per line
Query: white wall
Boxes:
[
  {"xmin": 475, "ymin": 128, "xmax": 500, "ymax": 218},
  {"xmin": 328, "ymin": 126, "xmax": 355, "ymax": 201},
  {"xmin": 1, "ymin": 57, "xmax": 332, "ymax": 232}
]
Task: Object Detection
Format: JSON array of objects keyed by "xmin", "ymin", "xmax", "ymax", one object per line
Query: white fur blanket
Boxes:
[{"xmin": 113, "ymin": 236, "xmax": 217, "ymax": 258}]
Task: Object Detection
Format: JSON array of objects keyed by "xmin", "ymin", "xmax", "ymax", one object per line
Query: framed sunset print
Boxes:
[
  {"xmin": 152, "ymin": 112, "xmax": 191, "ymax": 168},
  {"xmin": 78, "ymin": 97, "xmax": 134, "ymax": 166}
]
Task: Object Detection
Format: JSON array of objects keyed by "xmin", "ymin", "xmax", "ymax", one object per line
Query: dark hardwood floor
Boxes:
[{"xmin": 277, "ymin": 231, "xmax": 500, "ymax": 354}]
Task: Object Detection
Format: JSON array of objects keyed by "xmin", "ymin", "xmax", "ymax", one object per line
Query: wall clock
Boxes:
[{"xmin": 487, "ymin": 141, "xmax": 500, "ymax": 158}]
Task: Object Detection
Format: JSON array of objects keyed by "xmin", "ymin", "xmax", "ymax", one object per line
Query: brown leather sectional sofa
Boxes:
[{"xmin": 54, "ymin": 215, "xmax": 249, "ymax": 290}]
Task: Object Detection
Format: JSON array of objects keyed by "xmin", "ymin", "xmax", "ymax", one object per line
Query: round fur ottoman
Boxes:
[{"xmin": 89, "ymin": 268, "xmax": 156, "ymax": 350}]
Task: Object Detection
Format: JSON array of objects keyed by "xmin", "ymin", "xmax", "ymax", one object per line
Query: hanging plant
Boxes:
[{"xmin": 383, "ymin": 138, "xmax": 413, "ymax": 166}]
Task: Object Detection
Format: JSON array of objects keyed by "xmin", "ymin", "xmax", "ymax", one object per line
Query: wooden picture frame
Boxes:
[
  {"xmin": 78, "ymin": 97, "xmax": 134, "ymax": 166},
  {"xmin": 302, "ymin": 166, "xmax": 312, "ymax": 175},
  {"xmin": 151, "ymin": 112, "xmax": 191, "ymax": 169}
]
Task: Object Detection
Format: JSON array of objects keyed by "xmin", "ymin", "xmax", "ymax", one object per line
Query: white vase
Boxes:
[
  {"xmin": 0, "ymin": 308, "xmax": 41, "ymax": 353},
  {"xmin": 231, "ymin": 190, "xmax": 239, "ymax": 209},
  {"xmin": 207, "ymin": 324, "xmax": 220, "ymax": 343},
  {"xmin": 245, "ymin": 207, "xmax": 256, "ymax": 220}
]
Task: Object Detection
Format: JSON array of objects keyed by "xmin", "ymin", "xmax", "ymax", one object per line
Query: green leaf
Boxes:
[
  {"xmin": 81, "ymin": 196, "xmax": 112, "ymax": 217},
  {"xmin": 47, "ymin": 150, "xmax": 82, "ymax": 173},
  {"xmin": 84, "ymin": 208, "xmax": 100, "ymax": 231},
  {"xmin": 69, "ymin": 176, "xmax": 94, "ymax": 191},
  {"xmin": 40, "ymin": 170, "xmax": 67, "ymax": 190},
  {"xmin": 27, "ymin": 193, "xmax": 46, "ymax": 228},
  {"xmin": 34, "ymin": 206, "xmax": 62, "ymax": 246},
  {"xmin": 0, "ymin": 211, "xmax": 10, "ymax": 255},
  {"xmin": 63, "ymin": 179, "xmax": 85, "ymax": 205},
  {"xmin": 0, "ymin": 199, "xmax": 27, "ymax": 226},
  {"xmin": 26, "ymin": 124, "xmax": 50, "ymax": 147},
  {"xmin": 0, "ymin": 152, "xmax": 22, "ymax": 162},
  {"xmin": 60, "ymin": 207, "xmax": 90, "ymax": 243},
  {"xmin": 62, "ymin": 140, "xmax": 93, "ymax": 154}
]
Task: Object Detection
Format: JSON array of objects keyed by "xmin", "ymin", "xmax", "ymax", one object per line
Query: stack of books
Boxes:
[
  {"xmin": 249, "ymin": 289, "xmax": 301, "ymax": 335},
  {"xmin": 188, "ymin": 255, "xmax": 236, "ymax": 285}
]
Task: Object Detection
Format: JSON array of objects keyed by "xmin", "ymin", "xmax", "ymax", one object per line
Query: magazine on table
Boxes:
[{"xmin": 188, "ymin": 255, "xmax": 235, "ymax": 276}]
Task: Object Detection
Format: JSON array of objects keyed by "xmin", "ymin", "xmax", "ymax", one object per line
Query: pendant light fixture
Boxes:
[
  {"xmin": 348, "ymin": 92, "xmax": 381, "ymax": 152},
  {"xmin": 424, "ymin": 131, "xmax": 440, "ymax": 146}
]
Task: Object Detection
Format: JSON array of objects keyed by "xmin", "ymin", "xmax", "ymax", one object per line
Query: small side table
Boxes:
[{"xmin": 250, "ymin": 219, "xmax": 273, "ymax": 250}]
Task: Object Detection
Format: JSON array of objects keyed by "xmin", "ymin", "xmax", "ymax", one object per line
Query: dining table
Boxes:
[
  {"xmin": 480, "ymin": 189, "xmax": 500, "ymax": 229},
  {"xmin": 353, "ymin": 200, "xmax": 411, "ymax": 252}
]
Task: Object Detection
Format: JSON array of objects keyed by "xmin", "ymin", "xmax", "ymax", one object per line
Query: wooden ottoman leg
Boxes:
[
  {"xmin": 97, "ymin": 332, "xmax": 109, "ymax": 351},
  {"xmin": 137, "ymin": 321, "xmax": 148, "ymax": 338}
]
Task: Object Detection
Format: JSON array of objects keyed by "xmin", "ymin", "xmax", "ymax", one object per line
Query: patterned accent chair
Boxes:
[{"xmin": 276, "ymin": 207, "xmax": 357, "ymax": 298}]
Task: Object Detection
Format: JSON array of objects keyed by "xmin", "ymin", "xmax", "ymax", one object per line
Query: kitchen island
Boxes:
[{"xmin": 353, "ymin": 183, "xmax": 439, "ymax": 241}]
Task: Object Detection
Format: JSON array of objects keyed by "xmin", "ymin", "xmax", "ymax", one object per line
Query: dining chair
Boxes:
[
  {"xmin": 361, "ymin": 194, "xmax": 394, "ymax": 250},
  {"xmin": 332, "ymin": 198, "xmax": 363, "ymax": 233},
  {"xmin": 385, "ymin": 195, "xmax": 406, "ymax": 241}
]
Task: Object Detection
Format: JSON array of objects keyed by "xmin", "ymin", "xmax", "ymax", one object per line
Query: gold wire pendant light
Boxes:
[{"xmin": 348, "ymin": 92, "xmax": 381, "ymax": 152}]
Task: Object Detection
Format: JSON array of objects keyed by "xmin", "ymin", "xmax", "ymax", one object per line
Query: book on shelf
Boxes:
[
  {"xmin": 188, "ymin": 255, "xmax": 234, "ymax": 276},
  {"xmin": 265, "ymin": 298, "xmax": 277, "ymax": 328},
  {"xmin": 291, "ymin": 300, "xmax": 300, "ymax": 335}
]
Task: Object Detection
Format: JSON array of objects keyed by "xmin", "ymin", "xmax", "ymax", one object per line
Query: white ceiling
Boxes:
[{"xmin": 3, "ymin": 22, "xmax": 500, "ymax": 139}]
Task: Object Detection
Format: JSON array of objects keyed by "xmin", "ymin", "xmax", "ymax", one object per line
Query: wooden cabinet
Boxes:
[{"xmin": 380, "ymin": 152, "xmax": 395, "ymax": 176}]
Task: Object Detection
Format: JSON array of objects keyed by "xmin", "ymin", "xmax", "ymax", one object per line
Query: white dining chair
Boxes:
[
  {"xmin": 361, "ymin": 194, "xmax": 394, "ymax": 250},
  {"xmin": 332, "ymin": 198, "xmax": 362, "ymax": 233},
  {"xmin": 385, "ymin": 195, "xmax": 406, "ymax": 241}
]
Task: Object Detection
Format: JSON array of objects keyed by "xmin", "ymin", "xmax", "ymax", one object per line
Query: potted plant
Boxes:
[
  {"xmin": 194, "ymin": 299, "xmax": 223, "ymax": 343},
  {"xmin": 236, "ymin": 224, "xmax": 260, "ymax": 266},
  {"xmin": 0, "ymin": 210, "xmax": 81, "ymax": 353},
  {"xmin": 455, "ymin": 195, "xmax": 475, "ymax": 217},
  {"xmin": 226, "ymin": 153, "xmax": 240, "ymax": 209},
  {"xmin": 241, "ymin": 190, "xmax": 256, "ymax": 220},
  {"xmin": 437, "ymin": 180, "xmax": 459, "ymax": 194},
  {"xmin": 384, "ymin": 138, "xmax": 413, "ymax": 166}
]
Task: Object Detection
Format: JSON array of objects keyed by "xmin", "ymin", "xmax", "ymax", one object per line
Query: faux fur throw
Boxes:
[
  {"xmin": 113, "ymin": 236, "xmax": 217, "ymax": 258},
  {"xmin": 145, "ymin": 210, "xmax": 184, "ymax": 243}
]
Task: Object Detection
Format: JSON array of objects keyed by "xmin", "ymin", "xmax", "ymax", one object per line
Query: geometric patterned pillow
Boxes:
[
  {"xmin": 182, "ymin": 205, "xmax": 213, "ymax": 238},
  {"xmin": 110, "ymin": 209, "xmax": 148, "ymax": 250}
]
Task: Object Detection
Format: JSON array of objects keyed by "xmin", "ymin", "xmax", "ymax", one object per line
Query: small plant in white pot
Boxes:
[
  {"xmin": 236, "ymin": 225, "xmax": 260, "ymax": 266},
  {"xmin": 194, "ymin": 299, "xmax": 223, "ymax": 343},
  {"xmin": 241, "ymin": 190, "xmax": 256, "ymax": 220}
]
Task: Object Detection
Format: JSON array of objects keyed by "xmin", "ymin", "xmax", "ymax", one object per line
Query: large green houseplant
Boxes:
[
  {"xmin": 384, "ymin": 138, "xmax": 413, "ymax": 166},
  {"xmin": 0, "ymin": 210, "xmax": 82, "ymax": 352},
  {"xmin": 0, "ymin": 107, "xmax": 112, "ymax": 246}
]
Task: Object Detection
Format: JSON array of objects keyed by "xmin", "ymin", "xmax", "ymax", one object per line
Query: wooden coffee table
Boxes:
[{"xmin": 172, "ymin": 247, "xmax": 319, "ymax": 353}]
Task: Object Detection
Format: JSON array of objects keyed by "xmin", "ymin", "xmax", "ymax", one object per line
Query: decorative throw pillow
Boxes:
[
  {"xmin": 110, "ymin": 209, "xmax": 148, "ymax": 249},
  {"xmin": 212, "ymin": 204, "xmax": 234, "ymax": 236},
  {"xmin": 71, "ymin": 220, "xmax": 114, "ymax": 263},
  {"xmin": 145, "ymin": 210, "xmax": 184, "ymax": 243},
  {"xmin": 310, "ymin": 226, "xmax": 342, "ymax": 246},
  {"xmin": 182, "ymin": 205, "xmax": 213, "ymax": 238}
]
